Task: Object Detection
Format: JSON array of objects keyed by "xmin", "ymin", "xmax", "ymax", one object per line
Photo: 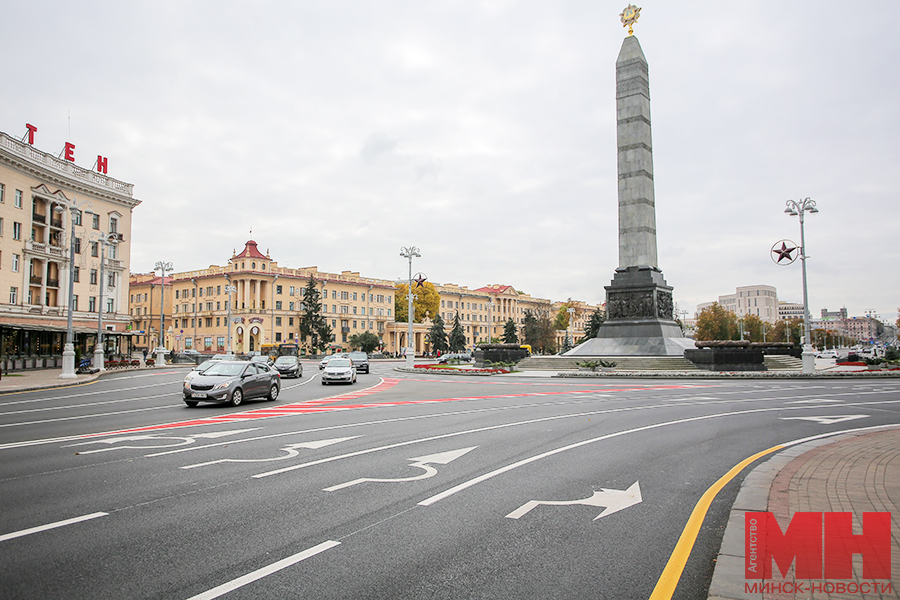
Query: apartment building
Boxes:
[{"xmin": 0, "ymin": 127, "xmax": 140, "ymax": 369}]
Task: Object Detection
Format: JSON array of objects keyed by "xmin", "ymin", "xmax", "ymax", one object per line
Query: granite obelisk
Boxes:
[{"xmin": 567, "ymin": 12, "xmax": 693, "ymax": 356}]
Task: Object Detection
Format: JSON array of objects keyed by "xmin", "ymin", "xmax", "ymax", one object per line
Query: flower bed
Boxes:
[{"xmin": 414, "ymin": 364, "xmax": 509, "ymax": 374}]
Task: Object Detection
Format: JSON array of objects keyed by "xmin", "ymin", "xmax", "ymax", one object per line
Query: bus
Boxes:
[{"xmin": 261, "ymin": 342, "xmax": 300, "ymax": 359}]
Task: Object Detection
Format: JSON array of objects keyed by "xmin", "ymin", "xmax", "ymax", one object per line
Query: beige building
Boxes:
[
  {"xmin": 550, "ymin": 299, "xmax": 605, "ymax": 349},
  {"xmin": 129, "ymin": 240, "xmax": 601, "ymax": 357},
  {"xmin": 130, "ymin": 240, "xmax": 398, "ymax": 356},
  {"xmin": 697, "ymin": 285, "xmax": 780, "ymax": 324},
  {"xmin": 1, "ymin": 128, "xmax": 140, "ymax": 369}
]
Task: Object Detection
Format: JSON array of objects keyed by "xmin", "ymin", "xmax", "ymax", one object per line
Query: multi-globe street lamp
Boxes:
[
  {"xmin": 486, "ymin": 298, "xmax": 494, "ymax": 342},
  {"xmin": 224, "ymin": 283, "xmax": 237, "ymax": 353},
  {"xmin": 784, "ymin": 197, "xmax": 819, "ymax": 374},
  {"xmin": 399, "ymin": 246, "xmax": 420, "ymax": 368},
  {"xmin": 566, "ymin": 307, "xmax": 575, "ymax": 352},
  {"xmin": 153, "ymin": 260, "xmax": 173, "ymax": 364},
  {"xmin": 90, "ymin": 231, "xmax": 119, "ymax": 371},
  {"xmin": 54, "ymin": 197, "xmax": 94, "ymax": 379}
]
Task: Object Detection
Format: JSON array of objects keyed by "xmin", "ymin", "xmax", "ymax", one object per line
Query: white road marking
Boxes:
[
  {"xmin": 780, "ymin": 415, "xmax": 869, "ymax": 425},
  {"xmin": 506, "ymin": 481, "xmax": 642, "ymax": 520},
  {"xmin": 0, "ymin": 512, "xmax": 108, "ymax": 542},
  {"xmin": 181, "ymin": 436, "xmax": 361, "ymax": 469},
  {"xmin": 185, "ymin": 540, "xmax": 340, "ymax": 600},
  {"xmin": 324, "ymin": 446, "xmax": 477, "ymax": 492}
]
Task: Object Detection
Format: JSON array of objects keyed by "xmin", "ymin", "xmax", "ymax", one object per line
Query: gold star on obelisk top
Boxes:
[{"xmin": 620, "ymin": 4, "xmax": 641, "ymax": 36}]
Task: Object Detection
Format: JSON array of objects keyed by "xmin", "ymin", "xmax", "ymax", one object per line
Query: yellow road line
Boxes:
[{"xmin": 648, "ymin": 444, "xmax": 785, "ymax": 600}]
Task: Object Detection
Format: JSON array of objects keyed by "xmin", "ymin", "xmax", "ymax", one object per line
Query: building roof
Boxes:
[
  {"xmin": 234, "ymin": 240, "xmax": 267, "ymax": 260},
  {"xmin": 474, "ymin": 284, "xmax": 515, "ymax": 294}
]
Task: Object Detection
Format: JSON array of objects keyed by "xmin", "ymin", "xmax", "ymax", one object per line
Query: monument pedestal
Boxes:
[{"xmin": 566, "ymin": 266, "xmax": 693, "ymax": 356}]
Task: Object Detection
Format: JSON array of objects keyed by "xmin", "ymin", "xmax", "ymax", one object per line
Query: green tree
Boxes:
[
  {"xmin": 428, "ymin": 314, "xmax": 449, "ymax": 354},
  {"xmin": 348, "ymin": 331, "xmax": 380, "ymax": 353},
  {"xmin": 739, "ymin": 314, "xmax": 771, "ymax": 343},
  {"xmin": 523, "ymin": 309, "xmax": 556, "ymax": 354},
  {"xmin": 579, "ymin": 307, "xmax": 606, "ymax": 342},
  {"xmin": 449, "ymin": 313, "xmax": 467, "ymax": 352},
  {"xmin": 394, "ymin": 281, "xmax": 441, "ymax": 323},
  {"xmin": 502, "ymin": 318, "xmax": 519, "ymax": 344},
  {"xmin": 694, "ymin": 303, "xmax": 738, "ymax": 341},
  {"xmin": 298, "ymin": 278, "xmax": 333, "ymax": 354},
  {"xmin": 770, "ymin": 318, "xmax": 803, "ymax": 346}
]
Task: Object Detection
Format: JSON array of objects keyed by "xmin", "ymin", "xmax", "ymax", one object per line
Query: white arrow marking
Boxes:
[
  {"xmin": 786, "ymin": 399, "xmax": 843, "ymax": 404},
  {"xmin": 781, "ymin": 415, "xmax": 869, "ymax": 425},
  {"xmin": 182, "ymin": 436, "xmax": 360, "ymax": 469},
  {"xmin": 506, "ymin": 481, "xmax": 642, "ymax": 521},
  {"xmin": 324, "ymin": 446, "xmax": 477, "ymax": 492},
  {"xmin": 68, "ymin": 429, "xmax": 260, "ymax": 454}
]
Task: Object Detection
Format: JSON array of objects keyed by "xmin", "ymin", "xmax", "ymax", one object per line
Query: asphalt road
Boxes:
[{"xmin": 1, "ymin": 362, "xmax": 898, "ymax": 600}]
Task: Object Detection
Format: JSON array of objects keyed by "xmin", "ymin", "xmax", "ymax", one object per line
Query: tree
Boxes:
[
  {"xmin": 449, "ymin": 313, "xmax": 467, "ymax": 352},
  {"xmin": 298, "ymin": 278, "xmax": 333, "ymax": 354},
  {"xmin": 694, "ymin": 302, "xmax": 738, "ymax": 341},
  {"xmin": 579, "ymin": 307, "xmax": 606, "ymax": 342},
  {"xmin": 348, "ymin": 331, "xmax": 380, "ymax": 353},
  {"xmin": 770, "ymin": 318, "xmax": 803, "ymax": 346},
  {"xmin": 739, "ymin": 314, "xmax": 770, "ymax": 343},
  {"xmin": 394, "ymin": 281, "xmax": 441, "ymax": 323},
  {"xmin": 502, "ymin": 318, "xmax": 519, "ymax": 344},
  {"xmin": 523, "ymin": 309, "xmax": 556, "ymax": 354},
  {"xmin": 428, "ymin": 314, "xmax": 449, "ymax": 354}
]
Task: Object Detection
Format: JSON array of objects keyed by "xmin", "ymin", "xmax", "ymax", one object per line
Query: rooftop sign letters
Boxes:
[{"xmin": 23, "ymin": 122, "xmax": 109, "ymax": 174}]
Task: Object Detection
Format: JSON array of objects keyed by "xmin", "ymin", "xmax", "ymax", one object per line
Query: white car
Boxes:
[
  {"xmin": 321, "ymin": 357, "xmax": 356, "ymax": 385},
  {"xmin": 816, "ymin": 350, "xmax": 838, "ymax": 359}
]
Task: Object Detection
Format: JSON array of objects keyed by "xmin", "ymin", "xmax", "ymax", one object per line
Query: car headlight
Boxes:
[{"xmin": 212, "ymin": 381, "xmax": 230, "ymax": 391}]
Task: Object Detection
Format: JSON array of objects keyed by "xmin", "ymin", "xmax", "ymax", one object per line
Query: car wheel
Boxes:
[
  {"xmin": 230, "ymin": 388, "xmax": 243, "ymax": 407},
  {"xmin": 267, "ymin": 385, "xmax": 279, "ymax": 401},
  {"xmin": 184, "ymin": 400, "xmax": 198, "ymax": 408}
]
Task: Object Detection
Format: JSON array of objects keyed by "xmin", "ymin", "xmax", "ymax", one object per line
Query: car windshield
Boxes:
[
  {"xmin": 201, "ymin": 362, "xmax": 246, "ymax": 377},
  {"xmin": 328, "ymin": 358, "xmax": 352, "ymax": 367},
  {"xmin": 195, "ymin": 360, "xmax": 214, "ymax": 372},
  {"xmin": 275, "ymin": 356, "xmax": 297, "ymax": 365}
]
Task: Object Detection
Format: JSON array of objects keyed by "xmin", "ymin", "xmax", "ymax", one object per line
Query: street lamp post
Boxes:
[
  {"xmin": 91, "ymin": 232, "xmax": 119, "ymax": 371},
  {"xmin": 399, "ymin": 246, "xmax": 420, "ymax": 368},
  {"xmin": 784, "ymin": 197, "xmax": 819, "ymax": 374},
  {"xmin": 224, "ymin": 282, "xmax": 237, "ymax": 354},
  {"xmin": 566, "ymin": 307, "xmax": 575, "ymax": 352},
  {"xmin": 154, "ymin": 260, "xmax": 173, "ymax": 365},
  {"xmin": 487, "ymin": 298, "xmax": 494, "ymax": 342},
  {"xmin": 55, "ymin": 197, "xmax": 94, "ymax": 379}
]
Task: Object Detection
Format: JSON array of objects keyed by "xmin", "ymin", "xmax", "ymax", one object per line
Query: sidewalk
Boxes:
[{"xmin": 708, "ymin": 427, "xmax": 900, "ymax": 599}]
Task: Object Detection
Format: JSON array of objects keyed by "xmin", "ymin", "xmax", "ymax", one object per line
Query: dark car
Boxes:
[
  {"xmin": 182, "ymin": 360, "xmax": 280, "ymax": 407},
  {"xmin": 273, "ymin": 355, "xmax": 303, "ymax": 378},
  {"xmin": 347, "ymin": 351, "xmax": 370, "ymax": 374}
]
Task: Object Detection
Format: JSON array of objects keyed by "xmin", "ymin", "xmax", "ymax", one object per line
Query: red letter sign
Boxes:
[
  {"xmin": 25, "ymin": 123, "xmax": 37, "ymax": 144},
  {"xmin": 824, "ymin": 512, "xmax": 891, "ymax": 579},
  {"xmin": 96, "ymin": 155, "xmax": 108, "ymax": 174},
  {"xmin": 64, "ymin": 142, "xmax": 75, "ymax": 162},
  {"xmin": 746, "ymin": 512, "xmax": 822, "ymax": 579}
]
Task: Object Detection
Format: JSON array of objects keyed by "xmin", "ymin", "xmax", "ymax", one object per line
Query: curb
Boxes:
[{"xmin": 706, "ymin": 426, "xmax": 900, "ymax": 599}]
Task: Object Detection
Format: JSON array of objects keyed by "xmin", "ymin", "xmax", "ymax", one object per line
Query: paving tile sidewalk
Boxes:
[{"xmin": 709, "ymin": 428, "xmax": 900, "ymax": 599}]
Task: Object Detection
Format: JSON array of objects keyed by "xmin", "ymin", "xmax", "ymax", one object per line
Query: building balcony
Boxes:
[
  {"xmin": 32, "ymin": 212, "xmax": 47, "ymax": 224},
  {"xmin": 29, "ymin": 275, "xmax": 42, "ymax": 285},
  {"xmin": 25, "ymin": 239, "xmax": 67, "ymax": 258},
  {"xmin": 50, "ymin": 218, "xmax": 64, "ymax": 229}
]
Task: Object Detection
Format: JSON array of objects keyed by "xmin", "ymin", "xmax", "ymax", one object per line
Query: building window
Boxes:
[
  {"xmin": 275, "ymin": 332, "xmax": 282, "ymax": 342},
  {"xmin": 73, "ymin": 210, "xmax": 82, "ymax": 226},
  {"xmin": 89, "ymin": 296, "xmax": 97, "ymax": 312},
  {"xmin": 92, "ymin": 213, "xmax": 100, "ymax": 229},
  {"xmin": 275, "ymin": 301, "xmax": 282, "ymax": 310},
  {"xmin": 216, "ymin": 336, "xmax": 225, "ymax": 350},
  {"xmin": 11, "ymin": 254, "xmax": 20, "ymax": 272},
  {"xmin": 276, "ymin": 285, "xmax": 283, "ymax": 294},
  {"xmin": 0, "ymin": 183, "xmax": 4, "ymax": 202},
  {"xmin": 73, "ymin": 266, "xmax": 80, "ymax": 282},
  {"xmin": 109, "ymin": 216, "xmax": 118, "ymax": 234},
  {"xmin": 289, "ymin": 317, "xmax": 294, "ymax": 326},
  {"xmin": 90, "ymin": 269, "xmax": 98, "ymax": 285},
  {"xmin": 204, "ymin": 337, "xmax": 212, "ymax": 350},
  {"xmin": 275, "ymin": 317, "xmax": 282, "ymax": 326},
  {"xmin": 107, "ymin": 298, "xmax": 114, "ymax": 313},
  {"xmin": 108, "ymin": 273, "xmax": 116, "ymax": 288},
  {"xmin": 9, "ymin": 287, "xmax": 18, "ymax": 304},
  {"xmin": 216, "ymin": 317, "xmax": 220, "ymax": 326},
  {"xmin": 206, "ymin": 317, "xmax": 212, "ymax": 327},
  {"xmin": 13, "ymin": 222, "xmax": 22, "ymax": 240},
  {"xmin": 71, "ymin": 295, "xmax": 78, "ymax": 311},
  {"xmin": 15, "ymin": 189, "xmax": 23, "ymax": 208},
  {"xmin": 73, "ymin": 237, "xmax": 82, "ymax": 254}
]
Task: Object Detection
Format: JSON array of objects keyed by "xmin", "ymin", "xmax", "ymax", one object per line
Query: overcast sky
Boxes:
[{"xmin": 4, "ymin": 1, "xmax": 898, "ymax": 322}]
